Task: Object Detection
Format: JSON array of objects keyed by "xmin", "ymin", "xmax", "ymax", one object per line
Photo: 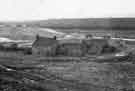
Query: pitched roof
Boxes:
[
  {"xmin": 59, "ymin": 38, "xmax": 82, "ymax": 44},
  {"xmin": 90, "ymin": 38, "xmax": 108, "ymax": 43},
  {"xmin": 32, "ymin": 36, "xmax": 58, "ymax": 47},
  {"xmin": 83, "ymin": 38, "xmax": 108, "ymax": 45}
]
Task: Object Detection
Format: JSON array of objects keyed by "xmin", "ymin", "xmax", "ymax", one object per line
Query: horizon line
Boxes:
[{"xmin": 1, "ymin": 17, "xmax": 135, "ymax": 23}]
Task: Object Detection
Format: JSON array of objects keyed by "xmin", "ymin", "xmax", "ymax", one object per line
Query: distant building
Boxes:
[
  {"xmin": 83, "ymin": 38, "xmax": 109, "ymax": 55},
  {"xmin": 32, "ymin": 35, "xmax": 58, "ymax": 56},
  {"xmin": 32, "ymin": 35, "xmax": 85, "ymax": 56},
  {"xmin": 56, "ymin": 38, "xmax": 84, "ymax": 56},
  {"xmin": 85, "ymin": 34, "xmax": 93, "ymax": 39},
  {"xmin": 32, "ymin": 34, "xmax": 125, "ymax": 57},
  {"xmin": 103, "ymin": 34, "xmax": 111, "ymax": 39}
]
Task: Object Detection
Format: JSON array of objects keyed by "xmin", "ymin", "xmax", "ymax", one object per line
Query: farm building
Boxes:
[
  {"xmin": 82, "ymin": 38, "xmax": 120, "ymax": 55},
  {"xmin": 83, "ymin": 38, "xmax": 108, "ymax": 55},
  {"xmin": 56, "ymin": 38, "xmax": 84, "ymax": 56},
  {"xmin": 32, "ymin": 34, "xmax": 126, "ymax": 57},
  {"xmin": 108, "ymin": 38, "xmax": 126, "ymax": 50},
  {"xmin": 32, "ymin": 35, "xmax": 58, "ymax": 56}
]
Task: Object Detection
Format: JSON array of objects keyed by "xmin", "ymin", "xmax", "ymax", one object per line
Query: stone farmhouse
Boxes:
[{"xmin": 32, "ymin": 35, "xmax": 58, "ymax": 56}]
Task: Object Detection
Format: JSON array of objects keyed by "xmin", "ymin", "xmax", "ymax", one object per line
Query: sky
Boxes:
[{"xmin": 0, "ymin": 0, "xmax": 135, "ymax": 21}]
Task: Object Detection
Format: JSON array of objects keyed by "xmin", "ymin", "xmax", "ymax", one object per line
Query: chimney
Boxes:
[
  {"xmin": 53, "ymin": 36, "xmax": 57, "ymax": 40},
  {"xmin": 36, "ymin": 34, "xmax": 39, "ymax": 40}
]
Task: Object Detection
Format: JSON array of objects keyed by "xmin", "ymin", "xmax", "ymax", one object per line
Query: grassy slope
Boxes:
[{"xmin": 0, "ymin": 52, "xmax": 135, "ymax": 91}]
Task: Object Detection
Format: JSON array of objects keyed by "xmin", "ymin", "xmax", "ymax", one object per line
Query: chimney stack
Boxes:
[{"xmin": 53, "ymin": 36, "xmax": 57, "ymax": 40}]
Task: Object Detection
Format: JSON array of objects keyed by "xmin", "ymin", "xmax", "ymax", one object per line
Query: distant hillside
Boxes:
[
  {"xmin": 0, "ymin": 18, "xmax": 135, "ymax": 40},
  {"xmin": 1, "ymin": 18, "xmax": 135, "ymax": 29},
  {"xmin": 28, "ymin": 18, "xmax": 135, "ymax": 30}
]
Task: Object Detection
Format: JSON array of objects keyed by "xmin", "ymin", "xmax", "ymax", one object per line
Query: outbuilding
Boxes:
[{"xmin": 32, "ymin": 35, "xmax": 58, "ymax": 56}]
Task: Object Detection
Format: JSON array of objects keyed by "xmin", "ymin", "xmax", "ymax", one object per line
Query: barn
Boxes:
[
  {"xmin": 56, "ymin": 39, "xmax": 84, "ymax": 56},
  {"xmin": 82, "ymin": 38, "xmax": 108, "ymax": 55},
  {"xmin": 82, "ymin": 38, "xmax": 120, "ymax": 55},
  {"xmin": 32, "ymin": 36, "xmax": 58, "ymax": 56}
]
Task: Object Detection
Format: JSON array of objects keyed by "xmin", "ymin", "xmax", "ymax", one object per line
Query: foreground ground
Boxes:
[{"xmin": 0, "ymin": 52, "xmax": 135, "ymax": 91}]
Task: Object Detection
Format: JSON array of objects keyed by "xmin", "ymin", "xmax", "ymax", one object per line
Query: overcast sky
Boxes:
[{"xmin": 0, "ymin": 0, "xmax": 135, "ymax": 21}]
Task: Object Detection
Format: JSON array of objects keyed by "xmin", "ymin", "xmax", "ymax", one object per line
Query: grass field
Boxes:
[{"xmin": 0, "ymin": 51, "xmax": 135, "ymax": 91}]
